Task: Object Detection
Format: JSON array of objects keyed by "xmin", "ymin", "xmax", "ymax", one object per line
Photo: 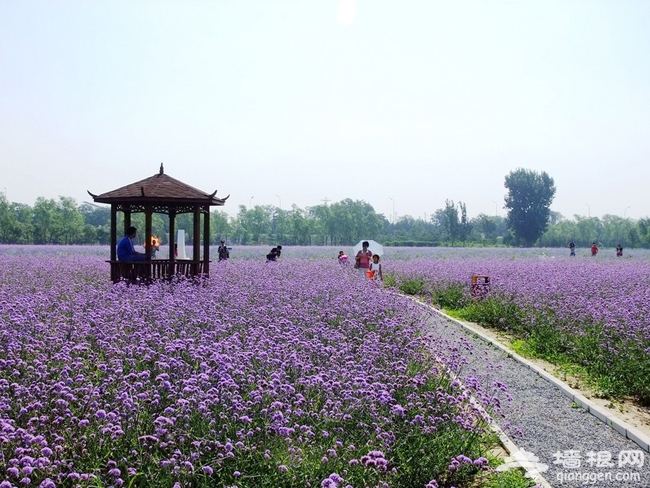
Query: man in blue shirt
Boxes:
[{"xmin": 117, "ymin": 226, "xmax": 147, "ymax": 261}]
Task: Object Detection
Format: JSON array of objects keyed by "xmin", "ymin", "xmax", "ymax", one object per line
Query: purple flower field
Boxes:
[
  {"xmin": 384, "ymin": 248, "xmax": 650, "ymax": 402},
  {"xmin": 0, "ymin": 247, "xmax": 515, "ymax": 488}
]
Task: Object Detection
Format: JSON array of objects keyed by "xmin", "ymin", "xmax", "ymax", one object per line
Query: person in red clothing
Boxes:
[
  {"xmin": 591, "ymin": 242, "xmax": 599, "ymax": 256},
  {"xmin": 355, "ymin": 241, "xmax": 373, "ymax": 277}
]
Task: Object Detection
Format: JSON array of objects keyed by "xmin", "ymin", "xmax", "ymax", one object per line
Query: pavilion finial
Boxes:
[{"xmin": 159, "ymin": 163, "xmax": 164, "ymax": 175}]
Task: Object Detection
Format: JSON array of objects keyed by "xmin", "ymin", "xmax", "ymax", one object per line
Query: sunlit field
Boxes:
[
  {"xmin": 378, "ymin": 246, "xmax": 650, "ymax": 404},
  {"xmin": 0, "ymin": 246, "xmax": 524, "ymax": 488}
]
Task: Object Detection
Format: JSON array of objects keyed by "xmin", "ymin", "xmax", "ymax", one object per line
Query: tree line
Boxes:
[{"xmin": 1, "ymin": 193, "xmax": 648, "ymax": 249}]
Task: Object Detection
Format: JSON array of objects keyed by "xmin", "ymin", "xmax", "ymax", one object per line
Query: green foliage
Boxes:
[
  {"xmin": 6, "ymin": 189, "xmax": 650, "ymax": 248},
  {"xmin": 454, "ymin": 297, "xmax": 526, "ymax": 334},
  {"xmin": 383, "ymin": 273, "xmax": 397, "ymax": 288},
  {"xmin": 437, "ymin": 199, "xmax": 460, "ymax": 245},
  {"xmin": 458, "ymin": 201, "xmax": 472, "ymax": 245},
  {"xmin": 482, "ymin": 468, "xmax": 540, "ymax": 488},
  {"xmin": 431, "ymin": 282, "xmax": 470, "ymax": 309},
  {"xmin": 474, "ymin": 213, "xmax": 499, "ymax": 244},
  {"xmin": 504, "ymin": 168, "xmax": 556, "ymax": 247},
  {"xmin": 398, "ymin": 277, "xmax": 427, "ymax": 295},
  {"xmin": 310, "ymin": 198, "xmax": 385, "ymax": 246}
]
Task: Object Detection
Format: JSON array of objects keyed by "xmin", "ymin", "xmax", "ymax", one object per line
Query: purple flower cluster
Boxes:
[{"xmin": 0, "ymin": 250, "xmax": 500, "ymax": 486}]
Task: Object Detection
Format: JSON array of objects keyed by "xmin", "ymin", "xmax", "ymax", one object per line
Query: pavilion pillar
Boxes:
[
  {"xmin": 110, "ymin": 205, "xmax": 117, "ymax": 261},
  {"xmin": 145, "ymin": 205, "xmax": 152, "ymax": 261},
  {"xmin": 203, "ymin": 205, "xmax": 210, "ymax": 277},
  {"xmin": 124, "ymin": 207, "xmax": 131, "ymax": 234},
  {"xmin": 169, "ymin": 207, "xmax": 176, "ymax": 268},
  {"xmin": 193, "ymin": 205, "xmax": 201, "ymax": 275}
]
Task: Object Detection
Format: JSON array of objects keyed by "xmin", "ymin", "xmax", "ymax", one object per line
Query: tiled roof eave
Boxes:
[{"xmin": 92, "ymin": 196, "xmax": 225, "ymax": 205}]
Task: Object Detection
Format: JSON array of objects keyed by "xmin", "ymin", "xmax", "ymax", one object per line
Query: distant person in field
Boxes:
[
  {"xmin": 266, "ymin": 248, "xmax": 278, "ymax": 262},
  {"xmin": 218, "ymin": 240, "xmax": 230, "ymax": 261},
  {"xmin": 616, "ymin": 244, "xmax": 623, "ymax": 257},
  {"xmin": 569, "ymin": 241, "xmax": 576, "ymax": 257},
  {"xmin": 591, "ymin": 242, "xmax": 599, "ymax": 256},
  {"xmin": 338, "ymin": 251, "xmax": 349, "ymax": 264},
  {"xmin": 117, "ymin": 226, "xmax": 147, "ymax": 261},
  {"xmin": 275, "ymin": 245, "xmax": 282, "ymax": 259},
  {"xmin": 369, "ymin": 254, "xmax": 383, "ymax": 282}
]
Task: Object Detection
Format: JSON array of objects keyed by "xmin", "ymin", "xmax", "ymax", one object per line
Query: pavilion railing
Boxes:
[{"xmin": 108, "ymin": 260, "xmax": 206, "ymax": 283}]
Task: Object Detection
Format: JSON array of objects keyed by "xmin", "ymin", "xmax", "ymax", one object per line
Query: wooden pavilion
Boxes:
[{"xmin": 88, "ymin": 164, "xmax": 228, "ymax": 283}]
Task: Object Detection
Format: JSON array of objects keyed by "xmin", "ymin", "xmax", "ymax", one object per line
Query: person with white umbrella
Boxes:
[
  {"xmin": 353, "ymin": 239, "xmax": 384, "ymax": 257},
  {"xmin": 354, "ymin": 240, "xmax": 374, "ymax": 277}
]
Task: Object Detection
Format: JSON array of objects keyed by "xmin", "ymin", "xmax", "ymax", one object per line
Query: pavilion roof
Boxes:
[{"xmin": 88, "ymin": 164, "xmax": 228, "ymax": 206}]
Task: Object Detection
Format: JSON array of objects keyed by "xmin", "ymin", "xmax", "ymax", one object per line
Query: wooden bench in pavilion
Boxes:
[
  {"xmin": 107, "ymin": 259, "xmax": 206, "ymax": 283},
  {"xmin": 89, "ymin": 163, "xmax": 228, "ymax": 284}
]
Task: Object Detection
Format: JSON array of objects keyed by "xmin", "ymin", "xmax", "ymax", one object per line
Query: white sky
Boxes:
[{"xmin": 1, "ymin": 1, "xmax": 649, "ymax": 221}]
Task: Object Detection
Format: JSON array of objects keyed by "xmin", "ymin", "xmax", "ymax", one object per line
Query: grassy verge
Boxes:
[{"xmin": 405, "ymin": 280, "xmax": 650, "ymax": 406}]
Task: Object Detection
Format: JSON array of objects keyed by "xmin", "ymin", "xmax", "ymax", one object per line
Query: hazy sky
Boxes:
[{"xmin": 2, "ymin": 1, "xmax": 649, "ymax": 221}]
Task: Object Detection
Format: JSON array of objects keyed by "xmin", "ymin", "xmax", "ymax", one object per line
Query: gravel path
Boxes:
[{"xmin": 423, "ymin": 308, "xmax": 650, "ymax": 488}]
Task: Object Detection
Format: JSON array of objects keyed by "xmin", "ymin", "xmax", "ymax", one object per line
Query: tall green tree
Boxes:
[
  {"xmin": 12, "ymin": 203, "xmax": 33, "ymax": 244},
  {"xmin": 309, "ymin": 204, "xmax": 334, "ymax": 245},
  {"xmin": 574, "ymin": 215, "xmax": 603, "ymax": 247},
  {"xmin": 458, "ymin": 202, "xmax": 472, "ymax": 245},
  {"xmin": 58, "ymin": 196, "xmax": 85, "ymax": 244},
  {"xmin": 79, "ymin": 203, "xmax": 110, "ymax": 227},
  {"xmin": 435, "ymin": 199, "xmax": 460, "ymax": 245},
  {"xmin": 288, "ymin": 205, "xmax": 312, "ymax": 245},
  {"xmin": 210, "ymin": 210, "xmax": 232, "ymax": 244},
  {"xmin": 504, "ymin": 168, "xmax": 556, "ymax": 246},
  {"xmin": 32, "ymin": 197, "xmax": 62, "ymax": 244},
  {"xmin": 0, "ymin": 194, "xmax": 18, "ymax": 243},
  {"xmin": 472, "ymin": 213, "xmax": 498, "ymax": 245}
]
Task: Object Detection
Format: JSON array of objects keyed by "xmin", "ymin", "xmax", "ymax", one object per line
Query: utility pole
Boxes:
[{"xmin": 321, "ymin": 197, "xmax": 330, "ymax": 205}]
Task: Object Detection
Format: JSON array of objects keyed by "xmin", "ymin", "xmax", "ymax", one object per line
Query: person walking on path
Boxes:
[{"xmin": 355, "ymin": 241, "xmax": 373, "ymax": 277}]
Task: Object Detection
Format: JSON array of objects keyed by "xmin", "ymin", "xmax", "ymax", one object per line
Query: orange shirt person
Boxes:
[{"xmin": 145, "ymin": 235, "xmax": 160, "ymax": 259}]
